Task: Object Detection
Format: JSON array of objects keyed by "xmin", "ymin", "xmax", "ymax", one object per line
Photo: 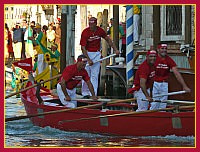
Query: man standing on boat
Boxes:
[
  {"xmin": 80, "ymin": 17, "xmax": 120, "ymax": 98},
  {"xmin": 129, "ymin": 50, "xmax": 157, "ymax": 111},
  {"xmin": 150, "ymin": 43, "xmax": 191, "ymax": 110},
  {"xmin": 57, "ymin": 55, "xmax": 98, "ymax": 108}
]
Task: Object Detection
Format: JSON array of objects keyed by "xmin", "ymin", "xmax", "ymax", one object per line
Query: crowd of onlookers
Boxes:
[{"xmin": 4, "ymin": 18, "xmax": 61, "ymax": 65}]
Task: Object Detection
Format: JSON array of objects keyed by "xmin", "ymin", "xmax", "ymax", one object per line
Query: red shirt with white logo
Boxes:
[
  {"xmin": 154, "ymin": 55, "xmax": 177, "ymax": 82},
  {"xmin": 61, "ymin": 64, "xmax": 90, "ymax": 90},
  {"xmin": 134, "ymin": 60, "xmax": 155, "ymax": 90},
  {"xmin": 80, "ymin": 26, "xmax": 107, "ymax": 52}
]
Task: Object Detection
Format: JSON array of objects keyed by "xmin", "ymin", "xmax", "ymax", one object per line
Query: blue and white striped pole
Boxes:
[{"xmin": 126, "ymin": 5, "xmax": 134, "ymax": 85}]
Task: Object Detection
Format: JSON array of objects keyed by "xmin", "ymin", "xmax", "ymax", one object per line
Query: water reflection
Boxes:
[{"xmin": 5, "ymin": 129, "xmax": 195, "ymax": 147}]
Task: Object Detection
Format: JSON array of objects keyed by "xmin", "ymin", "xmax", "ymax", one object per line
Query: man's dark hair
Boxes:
[
  {"xmin": 42, "ymin": 25, "xmax": 48, "ymax": 31},
  {"xmin": 77, "ymin": 54, "xmax": 87, "ymax": 60},
  {"xmin": 31, "ymin": 21, "xmax": 35, "ymax": 25}
]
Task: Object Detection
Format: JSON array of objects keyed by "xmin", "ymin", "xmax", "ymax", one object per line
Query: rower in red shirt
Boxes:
[
  {"xmin": 129, "ymin": 50, "xmax": 157, "ymax": 111},
  {"xmin": 80, "ymin": 17, "xmax": 120, "ymax": 98},
  {"xmin": 151, "ymin": 43, "xmax": 191, "ymax": 110},
  {"xmin": 57, "ymin": 54, "xmax": 98, "ymax": 108}
]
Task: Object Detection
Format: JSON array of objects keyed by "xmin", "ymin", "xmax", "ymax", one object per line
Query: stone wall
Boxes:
[{"xmin": 140, "ymin": 5, "xmax": 154, "ymax": 50}]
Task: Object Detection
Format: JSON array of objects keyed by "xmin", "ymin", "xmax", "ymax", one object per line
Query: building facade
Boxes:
[{"xmin": 4, "ymin": 4, "xmax": 195, "ymax": 58}]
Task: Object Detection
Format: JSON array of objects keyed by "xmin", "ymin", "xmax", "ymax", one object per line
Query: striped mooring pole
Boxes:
[{"xmin": 126, "ymin": 5, "xmax": 134, "ymax": 85}]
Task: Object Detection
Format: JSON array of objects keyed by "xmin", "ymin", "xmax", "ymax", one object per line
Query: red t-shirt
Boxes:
[
  {"xmin": 61, "ymin": 64, "xmax": 90, "ymax": 90},
  {"xmin": 154, "ymin": 55, "xmax": 177, "ymax": 82},
  {"xmin": 80, "ymin": 26, "xmax": 107, "ymax": 52},
  {"xmin": 134, "ymin": 60, "xmax": 155, "ymax": 90}
]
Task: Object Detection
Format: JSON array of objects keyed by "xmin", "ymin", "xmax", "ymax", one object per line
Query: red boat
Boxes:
[{"xmin": 19, "ymin": 83, "xmax": 195, "ymax": 137}]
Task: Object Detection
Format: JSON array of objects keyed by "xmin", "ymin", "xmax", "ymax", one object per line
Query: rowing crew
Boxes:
[
  {"xmin": 57, "ymin": 43, "xmax": 191, "ymax": 110},
  {"xmin": 57, "ymin": 17, "xmax": 120, "ymax": 108},
  {"xmin": 128, "ymin": 43, "xmax": 191, "ymax": 112}
]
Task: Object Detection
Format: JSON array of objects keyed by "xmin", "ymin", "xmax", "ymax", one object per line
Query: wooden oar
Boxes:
[
  {"xmin": 142, "ymin": 99, "xmax": 195, "ymax": 104},
  {"xmin": 86, "ymin": 54, "xmax": 116, "ymax": 66},
  {"xmin": 60, "ymin": 105, "xmax": 195, "ymax": 123},
  {"xmin": 5, "ymin": 74, "xmax": 61, "ymax": 99},
  {"xmin": 140, "ymin": 91, "xmax": 188, "ymax": 102},
  {"xmin": 165, "ymin": 100, "xmax": 195, "ymax": 104},
  {"xmin": 5, "ymin": 98, "xmax": 136, "ymax": 122},
  {"xmin": 73, "ymin": 98, "xmax": 115, "ymax": 102},
  {"xmin": 153, "ymin": 90, "xmax": 187, "ymax": 98}
]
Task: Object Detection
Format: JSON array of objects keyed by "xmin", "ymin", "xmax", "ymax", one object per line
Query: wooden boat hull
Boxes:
[{"xmin": 21, "ymin": 91, "xmax": 195, "ymax": 137}]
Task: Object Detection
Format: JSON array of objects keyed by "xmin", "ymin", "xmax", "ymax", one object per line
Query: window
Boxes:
[
  {"xmin": 161, "ymin": 5, "xmax": 185, "ymax": 41},
  {"xmin": 166, "ymin": 6, "xmax": 182, "ymax": 35}
]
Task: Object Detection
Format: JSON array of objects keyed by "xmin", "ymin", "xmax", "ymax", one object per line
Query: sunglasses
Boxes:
[{"xmin": 160, "ymin": 47, "xmax": 167, "ymax": 49}]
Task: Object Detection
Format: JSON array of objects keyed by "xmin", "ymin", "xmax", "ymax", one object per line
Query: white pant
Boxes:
[
  {"xmin": 57, "ymin": 83, "xmax": 77, "ymax": 108},
  {"xmin": 150, "ymin": 81, "xmax": 168, "ymax": 110},
  {"xmin": 134, "ymin": 88, "xmax": 150, "ymax": 112},
  {"xmin": 82, "ymin": 51, "xmax": 101, "ymax": 96},
  {"xmin": 13, "ymin": 42, "xmax": 22, "ymax": 58},
  {"xmin": 25, "ymin": 42, "xmax": 34, "ymax": 58},
  {"xmin": 37, "ymin": 54, "xmax": 48, "ymax": 74},
  {"xmin": 133, "ymin": 14, "xmax": 140, "ymax": 42}
]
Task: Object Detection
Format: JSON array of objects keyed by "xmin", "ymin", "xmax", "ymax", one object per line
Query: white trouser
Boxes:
[
  {"xmin": 82, "ymin": 51, "xmax": 101, "ymax": 96},
  {"xmin": 133, "ymin": 14, "xmax": 140, "ymax": 42},
  {"xmin": 25, "ymin": 42, "xmax": 34, "ymax": 58},
  {"xmin": 37, "ymin": 54, "xmax": 48, "ymax": 74},
  {"xmin": 150, "ymin": 81, "xmax": 168, "ymax": 110},
  {"xmin": 57, "ymin": 83, "xmax": 77, "ymax": 108},
  {"xmin": 13, "ymin": 42, "xmax": 22, "ymax": 58},
  {"xmin": 4, "ymin": 40, "xmax": 8, "ymax": 58},
  {"xmin": 134, "ymin": 88, "xmax": 150, "ymax": 112}
]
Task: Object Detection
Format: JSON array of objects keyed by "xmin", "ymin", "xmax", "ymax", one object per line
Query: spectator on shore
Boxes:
[
  {"xmin": 107, "ymin": 18, "xmax": 124, "ymax": 55},
  {"xmin": 28, "ymin": 24, "xmax": 48, "ymax": 74},
  {"xmin": 55, "ymin": 18, "xmax": 61, "ymax": 53},
  {"xmin": 21, "ymin": 19, "xmax": 27, "ymax": 59},
  {"xmin": 121, "ymin": 22, "xmax": 126, "ymax": 58},
  {"xmin": 46, "ymin": 23, "xmax": 56, "ymax": 49},
  {"xmin": 133, "ymin": 5, "xmax": 142, "ymax": 46},
  {"xmin": 24, "ymin": 22, "xmax": 34, "ymax": 58},
  {"xmin": 12, "ymin": 23, "xmax": 23, "ymax": 59},
  {"xmin": 5, "ymin": 23, "xmax": 14, "ymax": 61}
]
